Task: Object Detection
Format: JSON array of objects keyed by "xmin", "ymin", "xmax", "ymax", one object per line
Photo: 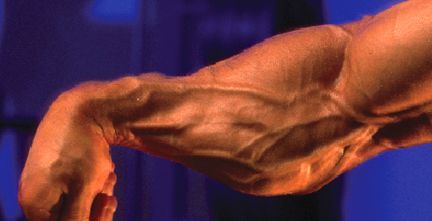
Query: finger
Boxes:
[
  {"xmin": 90, "ymin": 194, "xmax": 104, "ymax": 221},
  {"xmin": 101, "ymin": 196, "xmax": 117, "ymax": 221},
  {"xmin": 60, "ymin": 188, "xmax": 95, "ymax": 221},
  {"xmin": 90, "ymin": 194, "xmax": 117, "ymax": 221},
  {"xmin": 59, "ymin": 169, "xmax": 117, "ymax": 221},
  {"xmin": 90, "ymin": 172, "xmax": 117, "ymax": 221},
  {"xmin": 101, "ymin": 173, "xmax": 117, "ymax": 196}
]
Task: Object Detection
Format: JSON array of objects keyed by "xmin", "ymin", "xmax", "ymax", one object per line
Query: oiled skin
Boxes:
[{"xmin": 19, "ymin": 0, "xmax": 432, "ymax": 220}]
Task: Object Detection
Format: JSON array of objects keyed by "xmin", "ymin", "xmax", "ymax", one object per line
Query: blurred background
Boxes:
[{"xmin": 1, "ymin": 0, "xmax": 432, "ymax": 220}]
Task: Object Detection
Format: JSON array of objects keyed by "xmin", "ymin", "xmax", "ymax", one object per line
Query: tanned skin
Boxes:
[{"xmin": 18, "ymin": 0, "xmax": 432, "ymax": 220}]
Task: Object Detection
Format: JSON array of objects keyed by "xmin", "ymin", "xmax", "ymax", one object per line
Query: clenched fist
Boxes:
[{"xmin": 19, "ymin": 92, "xmax": 117, "ymax": 220}]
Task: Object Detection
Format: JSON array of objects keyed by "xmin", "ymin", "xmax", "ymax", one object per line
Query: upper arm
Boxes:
[{"xmin": 337, "ymin": 0, "xmax": 432, "ymax": 118}]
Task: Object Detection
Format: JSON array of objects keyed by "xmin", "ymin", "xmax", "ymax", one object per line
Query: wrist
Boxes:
[{"xmin": 56, "ymin": 84, "xmax": 116, "ymax": 146}]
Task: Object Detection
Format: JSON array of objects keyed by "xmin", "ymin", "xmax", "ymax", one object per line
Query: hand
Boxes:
[{"xmin": 19, "ymin": 92, "xmax": 117, "ymax": 220}]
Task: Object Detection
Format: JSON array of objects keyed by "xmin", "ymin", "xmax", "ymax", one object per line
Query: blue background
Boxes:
[{"xmin": 1, "ymin": 0, "xmax": 431, "ymax": 220}]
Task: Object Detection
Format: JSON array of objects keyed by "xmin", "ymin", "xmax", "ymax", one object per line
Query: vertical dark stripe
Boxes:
[{"xmin": 273, "ymin": 0, "xmax": 324, "ymax": 34}]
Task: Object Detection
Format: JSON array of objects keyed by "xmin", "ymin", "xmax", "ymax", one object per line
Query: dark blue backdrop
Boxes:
[{"xmin": 1, "ymin": 0, "xmax": 431, "ymax": 220}]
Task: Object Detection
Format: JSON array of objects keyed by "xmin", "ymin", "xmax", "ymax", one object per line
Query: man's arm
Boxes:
[
  {"xmin": 19, "ymin": 24, "xmax": 357, "ymax": 220},
  {"xmin": 60, "ymin": 24, "xmax": 356, "ymax": 195},
  {"xmin": 19, "ymin": 0, "xmax": 432, "ymax": 220}
]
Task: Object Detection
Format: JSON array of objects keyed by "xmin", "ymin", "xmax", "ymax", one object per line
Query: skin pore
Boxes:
[{"xmin": 19, "ymin": 0, "xmax": 432, "ymax": 220}]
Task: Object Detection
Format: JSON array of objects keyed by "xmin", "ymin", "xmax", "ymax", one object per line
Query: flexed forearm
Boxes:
[
  {"xmin": 63, "ymin": 24, "xmax": 367, "ymax": 195},
  {"xmin": 64, "ymin": 0, "xmax": 432, "ymax": 196},
  {"xmin": 71, "ymin": 77, "xmax": 352, "ymax": 194},
  {"xmin": 71, "ymin": 75, "xmax": 363, "ymax": 196}
]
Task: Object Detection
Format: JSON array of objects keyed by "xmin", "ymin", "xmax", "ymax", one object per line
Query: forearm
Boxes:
[
  {"xmin": 49, "ymin": 0, "xmax": 432, "ymax": 196},
  {"xmin": 68, "ymin": 74, "xmax": 356, "ymax": 195},
  {"xmin": 60, "ymin": 28, "xmax": 366, "ymax": 196}
]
